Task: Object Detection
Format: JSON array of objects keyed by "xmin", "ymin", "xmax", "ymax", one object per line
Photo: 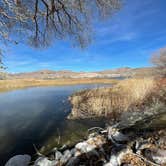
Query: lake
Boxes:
[{"xmin": 0, "ymin": 84, "xmax": 110, "ymax": 165}]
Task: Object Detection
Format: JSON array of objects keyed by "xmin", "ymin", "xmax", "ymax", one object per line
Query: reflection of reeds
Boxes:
[
  {"xmin": 69, "ymin": 78, "xmax": 160, "ymax": 119},
  {"xmin": 0, "ymin": 78, "xmax": 118, "ymax": 92}
]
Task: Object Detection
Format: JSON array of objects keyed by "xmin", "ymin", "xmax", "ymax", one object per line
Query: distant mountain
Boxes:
[
  {"xmin": 5, "ymin": 67, "xmax": 154, "ymax": 79},
  {"xmin": 99, "ymin": 67, "xmax": 131, "ymax": 74},
  {"xmin": 97, "ymin": 67, "xmax": 154, "ymax": 78}
]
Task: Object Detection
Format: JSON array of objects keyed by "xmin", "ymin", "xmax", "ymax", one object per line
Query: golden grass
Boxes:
[
  {"xmin": 114, "ymin": 78, "xmax": 155, "ymax": 109},
  {"xmin": 69, "ymin": 78, "xmax": 158, "ymax": 119},
  {"xmin": 0, "ymin": 78, "xmax": 118, "ymax": 92}
]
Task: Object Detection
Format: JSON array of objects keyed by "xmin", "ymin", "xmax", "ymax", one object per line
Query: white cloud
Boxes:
[{"xmin": 96, "ymin": 31, "xmax": 137, "ymax": 46}]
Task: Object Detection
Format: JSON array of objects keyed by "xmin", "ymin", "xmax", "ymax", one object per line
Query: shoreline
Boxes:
[{"xmin": 0, "ymin": 78, "xmax": 118, "ymax": 92}]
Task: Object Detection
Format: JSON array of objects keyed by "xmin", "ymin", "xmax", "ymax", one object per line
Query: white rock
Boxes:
[
  {"xmin": 75, "ymin": 142, "xmax": 88, "ymax": 153},
  {"xmin": 109, "ymin": 155, "xmax": 118, "ymax": 166},
  {"xmin": 86, "ymin": 144, "xmax": 96, "ymax": 152},
  {"xmin": 108, "ymin": 127, "xmax": 128, "ymax": 143},
  {"xmin": 5, "ymin": 154, "xmax": 31, "ymax": 166},
  {"xmin": 34, "ymin": 157, "xmax": 56, "ymax": 166},
  {"xmin": 60, "ymin": 150, "xmax": 72, "ymax": 164},
  {"xmin": 104, "ymin": 155, "xmax": 119, "ymax": 166},
  {"xmin": 55, "ymin": 151, "xmax": 62, "ymax": 160},
  {"xmin": 74, "ymin": 150, "xmax": 81, "ymax": 157},
  {"xmin": 75, "ymin": 142, "xmax": 96, "ymax": 154},
  {"xmin": 63, "ymin": 150, "xmax": 72, "ymax": 159}
]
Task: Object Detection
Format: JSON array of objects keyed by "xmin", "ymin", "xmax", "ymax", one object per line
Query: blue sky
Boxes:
[{"xmin": 3, "ymin": 0, "xmax": 166, "ymax": 73}]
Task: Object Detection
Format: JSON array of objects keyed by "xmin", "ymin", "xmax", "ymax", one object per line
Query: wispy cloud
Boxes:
[
  {"xmin": 94, "ymin": 0, "xmax": 165, "ymax": 46},
  {"xmin": 95, "ymin": 31, "xmax": 137, "ymax": 46}
]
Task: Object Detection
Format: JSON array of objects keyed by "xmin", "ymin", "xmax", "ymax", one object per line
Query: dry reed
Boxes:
[{"xmin": 69, "ymin": 78, "xmax": 157, "ymax": 119}]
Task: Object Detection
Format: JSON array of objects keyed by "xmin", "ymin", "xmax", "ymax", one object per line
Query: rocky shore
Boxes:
[{"xmin": 5, "ymin": 110, "xmax": 166, "ymax": 166}]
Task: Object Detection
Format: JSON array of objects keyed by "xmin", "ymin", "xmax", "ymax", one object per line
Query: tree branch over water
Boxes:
[{"xmin": 0, "ymin": 0, "xmax": 121, "ymax": 48}]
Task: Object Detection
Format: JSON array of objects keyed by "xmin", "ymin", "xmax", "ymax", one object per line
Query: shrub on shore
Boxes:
[{"xmin": 151, "ymin": 47, "xmax": 166, "ymax": 78}]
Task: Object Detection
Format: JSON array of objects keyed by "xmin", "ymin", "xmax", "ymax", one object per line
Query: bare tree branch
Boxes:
[{"xmin": 0, "ymin": 0, "xmax": 121, "ymax": 48}]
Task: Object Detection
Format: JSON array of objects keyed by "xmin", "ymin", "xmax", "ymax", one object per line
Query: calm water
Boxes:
[{"xmin": 0, "ymin": 84, "xmax": 110, "ymax": 165}]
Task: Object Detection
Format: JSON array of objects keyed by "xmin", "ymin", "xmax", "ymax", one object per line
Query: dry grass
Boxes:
[
  {"xmin": 69, "ymin": 78, "xmax": 164, "ymax": 119},
  {"xmin": 114, "ymin": 78, "xmax": 155, "ymax": 109},
  {"xmin": 0, "ymin": 78, "xmax": 118, "ymax": 92}
]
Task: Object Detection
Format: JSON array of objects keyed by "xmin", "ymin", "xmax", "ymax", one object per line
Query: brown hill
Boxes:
[{"xmin": 4, "ymin": 67, "xmax": 154, "ymax": 80}]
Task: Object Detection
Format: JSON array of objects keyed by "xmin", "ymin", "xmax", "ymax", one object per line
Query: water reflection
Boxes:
[
  {"xmin": 0, "ymin": 84, "xmax": 110, "ymax": 164},
  {"xmin": 40, "ymin": 118, "xmax": 106, "ymax": 155}
]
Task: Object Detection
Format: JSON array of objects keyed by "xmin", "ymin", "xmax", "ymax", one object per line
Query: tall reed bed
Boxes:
[{"xmin": 69, "ymin": 78, "xmax": 158, "ymax": 119}]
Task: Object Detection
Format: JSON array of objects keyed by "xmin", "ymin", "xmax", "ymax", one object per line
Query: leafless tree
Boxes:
[
  {"xmin": 0, "ymin": 0, "xmax": 121, "ymax": 48},
  {"xmin": 0, "ymin": 49, "xmax": 4, "ymax": 69},
  {"xmin": 151, "ymin": 47, "xmax": 166, "ymax": 77}
]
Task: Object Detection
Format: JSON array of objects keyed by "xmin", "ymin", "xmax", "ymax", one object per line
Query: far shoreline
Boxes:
[{"xmin": 0, "ymin": 78, "xmax": 119, "ymax": 92}]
